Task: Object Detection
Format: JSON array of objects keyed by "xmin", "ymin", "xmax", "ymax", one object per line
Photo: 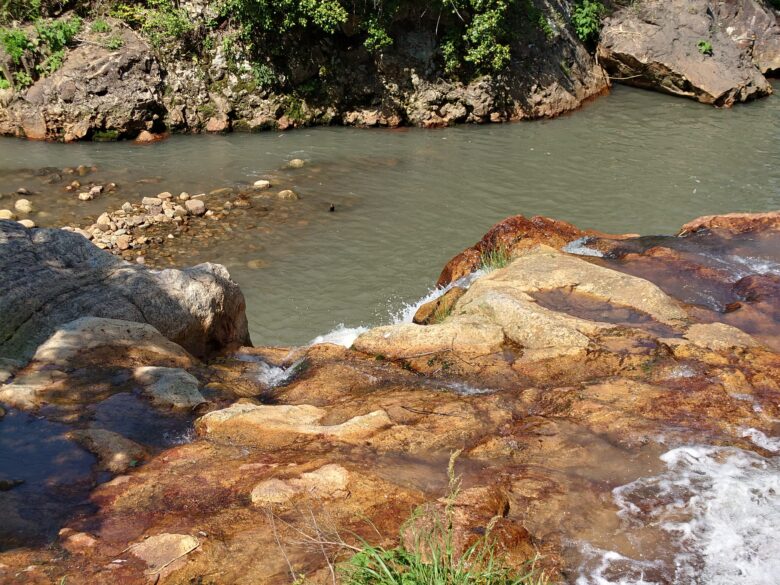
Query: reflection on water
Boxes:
[{"xmin": 0, "ymin": 84, "xmax": 778, "ymax": 346}]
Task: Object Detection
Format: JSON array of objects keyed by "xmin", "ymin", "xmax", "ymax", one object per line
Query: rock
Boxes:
[
  {"xmin": 0, "ymin": 29, "xmax": 164, "ymax": 141},
  {"xmin": 0, "ymin": 223, "xmax": 250, "ymax": 361},
  {"xmin": 185, "ymin": 199, "xmax": 206, "ymax": 216},
  {"xmin": 683, "ymin": 323, "xmax": 760, "ymax": 351},
  {"xmin": 16, "ymin": 188, "xmax": 30, "ymax": 195},
  {"xmin": 277, "ymin": 190, "xmax": 299, "ymax": 201},
  {"xmin": 357, "ymin": 246, "xmax": 688, "ymax": 361},
  {"xmin": 157, "ymin": 191, "xmax": 173, "ymax": 200},
  {"xmin": 197, "ymin": 403, "xmax": 392, "ymax": 447},
  {"xmin": 135, "ymin": 130, "xmax": 165, "ymax": 143},
  {"xmin": 598, "ymin": 0, "xmax": 773, "ymax": 106},
  {"xmin": 250, "ymin": 464, "xmax": 350, "ymax": 505},
  {"xmin": 129, "ymin": 533, "xmax": 200, "ymax": 576},
  {"xmin": 17, "ymin": 219, "xmax": 35, "ymax": 229},
  {"xmin": 414, "ymin": 287, "xmax": 466, "ymax": 325},
  {"xmin": 78, "ymin": 192, "xmax": 94, "ymax": 201},
  {"xmin": 116, "ymin": 234, "xmax": 131, "ymax": 250},
  {"xmin": 14, "ymin": 199, "xmax": 32, "ymax": 214},
  {"xmin": 69, "ymin": 429, "xmax": 147, "ymax": 473},
  {"xmin": 0, "ymin": 210, "xmax": 17, "ymax": 220},
  {"xmin": 142, "ymin": 196, "xmax": 162, "ymax": 207},
  {"xmin": 253, "ymin": 180, "xmax": 271, "ymax": 190},
  {"xmin": 30, "ymin": 317, "xmax": 193, "ymax": 368},
  {"xmin": 89, "ymin": 185, "xmax": 104, "ymax": 197},
  {"xmin": 437, "ymin": 215, "xmax": 590, "ymax": 287},
  {"xmin": 716, "ymin": 0, "xmax": 780, "ymax": 74},
  {"xmin": 287, "ymin": 159, "xmax": 306, "ymax": 169},
  {"xmin": 205, "ymin": 114, "xmax": 230, "ymax": 133},
  {"xmin": 678, "ymin": 210, "xmax": 780, "ymax": 236},
  {"xmin": 59, "ymin": 529, "xmax": 98, "ymax": 554},
  {"xmin": 178, "ymin": 192, "xmax": 190, "ymax": 201},
  {"xmin": 133, "ymin": 366, "xmax": 206, "ymax": 408}
]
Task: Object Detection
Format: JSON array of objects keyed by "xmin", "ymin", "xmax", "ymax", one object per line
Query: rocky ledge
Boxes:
[
  {"xmin": 1, "ymin": 0, "xmax": 777, "ymax": 142},
  {"xmin": 0, "ymin": 209, "xmax": 778, "ymax": 583}
]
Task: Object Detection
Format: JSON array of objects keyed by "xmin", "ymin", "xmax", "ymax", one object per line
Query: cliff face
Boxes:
[{"xmin": 0, "ymin": 0, "xmax": 610, "ymax": 140}]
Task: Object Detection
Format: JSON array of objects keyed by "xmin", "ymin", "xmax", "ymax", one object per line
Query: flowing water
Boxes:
[{"xmin": 1, "ymin": 83, "xmax": 779, "ymax": 346}]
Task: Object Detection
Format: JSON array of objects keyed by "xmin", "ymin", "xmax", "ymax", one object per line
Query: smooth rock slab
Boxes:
[
  {"xmin": 129, "ymin": 533, "xmax": 200, "ymax": 576},
  {"xmin": 134, "ymin": 366, "xmax": 205, "ymax": 408},
  {"xmin": 197, "ymin": 403, "xmax": 392, "ymax": 447},
  {"xmin": 251, "ymin": 464, "xmax": 350, "ymax": 505}
]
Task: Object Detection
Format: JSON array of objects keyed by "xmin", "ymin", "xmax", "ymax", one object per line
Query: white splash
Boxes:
[
  {"xmin": 582, "ymin": 445, "xmax": 780, "ymax": 585},
  {"xmin": 443, "ymin": 382, "xmax": 495, "ymax": 396},
  {"xmin": 309, "ymin": 324, "xmax": 369, "ymax": 348},
  {"xmin": 163, "ymin": 427, "xmax": 196, "ymax": 446},
  {"xmin": 564, "ymin": 237, "xmax": 604, "ymax": 258},
  {"xmin": 576, "ymin": 544, "xmax": 663, "ymax": 585},
  {"xmin": 741, "ymin": 428, "xmax": 780, "ymax": 453},
  {"xmin": 233, "ymin": 353, "xmax": 305, "ymax": 387}
]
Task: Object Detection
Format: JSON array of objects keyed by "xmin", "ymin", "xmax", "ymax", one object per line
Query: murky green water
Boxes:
[{"xmin": 1, "ymin": 84, "xmax": 778, "ymax": 345}]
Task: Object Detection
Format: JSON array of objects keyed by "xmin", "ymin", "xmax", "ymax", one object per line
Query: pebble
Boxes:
[
  {"xmin": 277, "ymin": 189, "xmax": 299, "ymax": 200},
  {"xmin": 253, "ymin": 180, "xmax": 271, "ymax": 190},
  {"xmin": 17, "ymin": 219, "xmax": 36, "ymax": 228},
  {"xmin": 121, "ymin": 202, "xmax": 133, "ymax": 213},
  {"xmin": 142, "ymin": 197, "xmax": 162, "ymax": 207},
  {"xmin": 89, "ymin": 185, "xmax": 103, "ymax": 196},
  {"xmin": 157, "ymin": 191, "xmax": 173, "ymax": 200},
  {"xmin": 136, "ymin": 256, "xmax": 145, "ymax": 264},
  {"xmin": 78, "ymin": 192, "xmax": 94, "ymax": 201},
  {"xmin": 178, "ymin": 192, "xmax": 190, "ymax": 201},
  {"xmin": 287, "ymin": 158, "xmax": 306, "ymax": 169},
  {"xmin": 0, "ymin": 209, "xmax": 17, "ymax": 220},
  {"xmin": 14, "ymin": 199, "xmax": 32, "ymax": 214},
  {"xmin": 16, "ymin": 187, "xmax": 30, "ymax": 195},
  {"xmin": 116, "ymin": 235, "xmax": 131, "ymax": 250},
  {"xmin": 185, "ymin": 199, "xmax": 206, "ymax": 216}
]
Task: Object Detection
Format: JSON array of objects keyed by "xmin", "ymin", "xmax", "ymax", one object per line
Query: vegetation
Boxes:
[
  {"xmin": 341, "ymin": 451, "xmax": 547, "ymax": 585},
  {"xmin": 479, "ymin": 245, "xmax": 512, "ymax": 272},
  {"xmin": 0, "ymin": 15, "xmax": 81, "ymax": 89},
  {"xmin": 571, "ymin": 0, "xmax": 605, "ymax": 43},
  {"xmin": 109, "ymin": 0, "xmax": 193, "ymax": 48},
  {"xmin": 697, "ymin": 39, "xmax": 713, "ymax": 56},
  {"xmin": 91, "ymin": 18, "xmax": 111, "ymax": 33}
]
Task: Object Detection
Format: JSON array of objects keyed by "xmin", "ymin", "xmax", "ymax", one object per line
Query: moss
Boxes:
[{"xmin": 92, "ymin": 129, "xmax": 120, "ymax": 142}]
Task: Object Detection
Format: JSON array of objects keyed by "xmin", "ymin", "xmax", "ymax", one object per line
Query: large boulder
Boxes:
[
  {"xmin": 598, "ymin": 0, "xmax": 776, "ymax": 106},
  {"xmin": 0, "ymin": 28, "xmax": 164, "ymax": 141},
  {"xmin": 0, "ymin": 221, "xmax": 250, "ymax": 362}
]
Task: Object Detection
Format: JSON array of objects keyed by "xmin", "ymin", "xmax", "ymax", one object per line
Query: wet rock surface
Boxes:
[
  {"xmin": 599, "ymin": 0, "xmax": 777, "ymax": 106},
  {"xmin": 0, "ymin": 210, "xmax": 779, "ymax": 584}
]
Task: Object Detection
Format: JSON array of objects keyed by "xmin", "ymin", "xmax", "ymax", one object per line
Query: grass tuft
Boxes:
[
  {"xmin": 479, "ymin": 246, "xmax": 512, "ymax": 272},
  {"xmin": 340, "ymin": 451, "xmax": 547, "ymax": 585}
]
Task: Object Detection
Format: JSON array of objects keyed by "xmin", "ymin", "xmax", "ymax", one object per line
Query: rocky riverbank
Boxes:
[
  {"xmin": 0, "ymin": 0, "xmax": 777, "ymax": 141},
  {"xmin": 0, "ymin": 209, "xmax": 778, "ymax": 583}
]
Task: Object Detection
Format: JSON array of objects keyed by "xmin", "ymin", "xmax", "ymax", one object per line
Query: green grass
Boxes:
[
  {"xmin": 479, "ymin": 246, "xmax": 512, "ymax": 272},
  {"xmin": 697, "ymin": 40, "xmax": 713, "ymax": 56},
  {"xmin": 340, "ymin": 452, "xmax": 547, "ymax": 585},
  {"xmin": 91, "ymin": 19, "xmax": 111, "ymax": 34}
]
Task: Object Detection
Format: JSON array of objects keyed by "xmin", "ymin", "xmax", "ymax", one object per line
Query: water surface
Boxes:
[{"xmin": 1, "ymin": 83, "xmax": 778, "ymax": 345}]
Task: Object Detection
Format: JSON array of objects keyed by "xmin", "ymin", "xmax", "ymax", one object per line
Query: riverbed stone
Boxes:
[
  {"xmin": 253, "ymin": 180, "xmax": 271, "ymax": 190},
  {"xmin": 287, "ymin": 158, "xmax": 306, "ymax": 169},
  {"xmin": 0, "ymin": 210, "xmax": 16, "ymax": 220},
  {"xmin": 277, "ymin": 189, "xmax": 299, "ymax": 201},
  {"xmin": 129, "ymin": 533, "xmax": 200, "ymax": 576},
  {"xmin": 17, "ymin": 219, "xmax": 35, "ymax": 229},
  {"xmin": 185, "ymin": 199, "xmax": 206, "ymax": 216},
  {"xmin": 14, "ymin": 199, "xmax": 32, "ymax": 214}
]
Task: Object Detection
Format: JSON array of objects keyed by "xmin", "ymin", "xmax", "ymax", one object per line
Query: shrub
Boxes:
[
  {"xmin": 35, "ymin": 16, "xmax": 82, "ymax": 53},
  {"xmin": 697, "ymin": 39, "xmax": 713, "ymax": 56},
  {"xmin": 0, "ymin": 76, "xmax": 10, "ymax": 89},
  {"xmin": 571, "ymin": 0, "xmax": 605, "ymax": 43},
  {"xmin": 0, "ymin": 0, "xmax": 41, "ymax": 25},
  {"xmin": 0, "ymin": 29, "xmax": 33, "ymax": 64},
  {"xmin": 110, "ymin": 0, "xmax": 193, "ymax": 48}
]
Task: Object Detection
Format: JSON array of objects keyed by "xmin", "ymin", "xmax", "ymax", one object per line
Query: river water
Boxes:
[{"xmin": 1, "ymin": 83, "xmax": 778, "ymax": 347}]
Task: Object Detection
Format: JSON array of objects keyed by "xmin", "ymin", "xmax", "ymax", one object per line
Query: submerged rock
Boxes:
[
  {"xmin": 0, "ymin": 221, "xmax": 250, "ymax": 362},
  {"xmin": 598, "ymin": 0, "xmax": 775, "ymax": 105},
  {"xmin": 69, "ymin": 428, "xmax": 147, "ymax": 473}
]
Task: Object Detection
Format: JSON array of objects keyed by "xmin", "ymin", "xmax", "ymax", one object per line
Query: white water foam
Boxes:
[
  {"xmin": 309, "ymin": 269, "xmax": 487, "ymax": 348},
  {"xmin": 234, "ymin": 353, "xmax": 305, "ymax": 387},
  {"xmin": 741, "ymin": 428, "xmax": 780, "ymax": 453},
  {"xmin": 696, "ymin": 252, "xmax": 780, "ymax": 280},
  {"xmin": 564, "ymin": 237, "xmax": 604, "ymax": 258},
  {"xmin": 309, "ymin": 324, "xmax": 369, "ymax": 348},
  {"xmin": 578, "ymin": 445, "xmax": 780, "ymax": 585}
]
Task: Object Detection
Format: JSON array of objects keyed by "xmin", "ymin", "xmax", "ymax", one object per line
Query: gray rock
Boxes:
[
  {"xmin": 185, "ymin": 199, "xmax": 206, "ymax": 216},
  {"xmin": 0, "ymin": 221, "xmax": 251, "ymax": 362},
  {"xmin": 598, "ymin": 0, "xmax": 774, "ymax": 106}
]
